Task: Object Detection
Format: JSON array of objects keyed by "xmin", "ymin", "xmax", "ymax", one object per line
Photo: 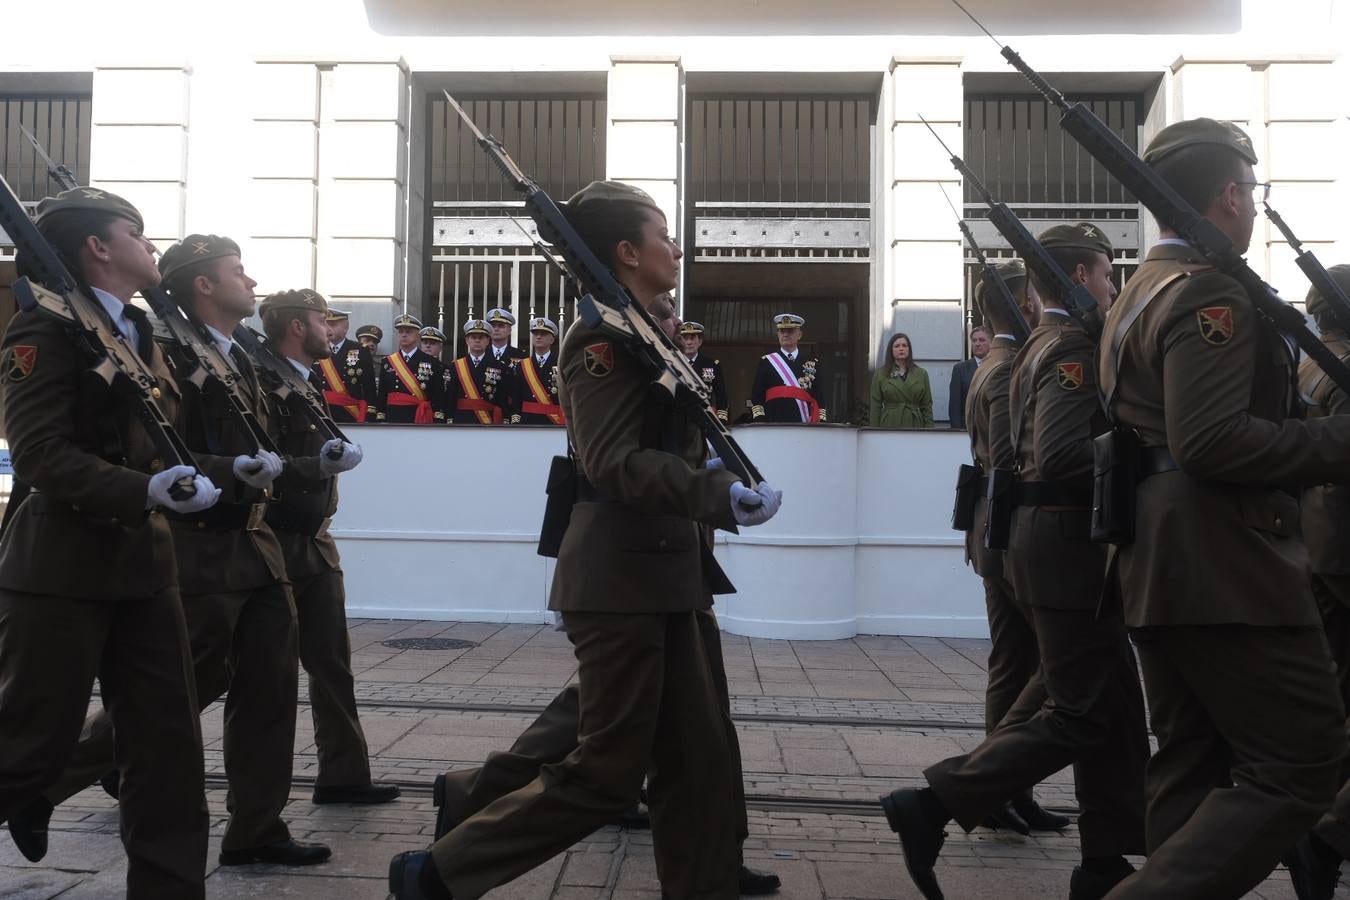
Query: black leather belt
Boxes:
[
  {"xmin": 1013, "ymin": 480, "xmax": 1093, "ymax": 508},
  {"xmin": 264, "ymin": 503, "xmax": 331, "ymax": 538},
  {"xmin": 1139, "ymin": 446, "xmax": 1179, "ymax": 479},
  {"xmin": 168, "ymin": 500, "xmax": 268, "ymax": 532}
]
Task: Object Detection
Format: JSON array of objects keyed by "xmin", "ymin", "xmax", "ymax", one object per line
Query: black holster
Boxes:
[
  {"xmin": 951, "ymin": 464, "xmax": 982, "ymax": 532},
  {"xmin": 984, "ymin": 468, "xmax": 1017, "ymax": 551},
  {"xmin": 1091, "ymin": 427, "xmax": 1140, "ymax": 545},
  {"xmin": 537, "ymin": 454, "xmax": 577, "ymax": 558}
]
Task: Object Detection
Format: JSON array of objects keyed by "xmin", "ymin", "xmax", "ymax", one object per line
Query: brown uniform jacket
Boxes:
[
  {"xmin": 163, "ymin": 339, "xmax": 288, "ymax": 596},
  {"xmin": 1299, "ymin": 331, "xmax": 1350, "ymax": 577},
  {"xmin": 1099, "ymin": 242, "xmax": 1350, "ymax": 627},
  {"xmin": 550, "ymin": 316, "xmax": 740, "ymax": 614},
  {"xmin": 0, "ymin": 307, "xmax": 179, "ymax": 599},
  {"xmin": 963, "ymin": 336, "xmax": 1018, "ymax": 577},
  {"xmin": 1007, "ymin": 312, "xmax": 1104, "ymax": 610}
]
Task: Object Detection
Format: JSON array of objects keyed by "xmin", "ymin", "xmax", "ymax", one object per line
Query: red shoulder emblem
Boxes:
[
  {"xmin": 582, "ymin": 341, "xmax": 614, "ymax": 378},
  {"xmin": 1056, "ymin": 361, "xmax": 1083, "ymax": 391},
  {"xmin": 1197, "ymin": 306, "xmax": 1233, "ymax": 345},
  {"xmin": 1, "ymin": 345, "xmax": 38, "ymax": 383}
]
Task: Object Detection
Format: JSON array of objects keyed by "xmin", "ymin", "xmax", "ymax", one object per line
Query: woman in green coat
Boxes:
[{"xmin": 869, "ymin": 333, "xmax": 934, "ymax": 428}]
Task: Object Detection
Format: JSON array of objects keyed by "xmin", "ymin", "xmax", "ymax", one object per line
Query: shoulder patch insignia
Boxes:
[
  {"xmin": 1, "ymin": 345, "xmax": 38, "ymax": 383},
  {"xmin": 1197, "ymin": 306, "xmax": 1233, "ymax": 345},
  {"xmin": 1056, "ymin": 361, "xmax": 1083, "ymax": 391},
  {"xmin": 582, "ymin": 341, "xmax": 614, "ymax": 378}
]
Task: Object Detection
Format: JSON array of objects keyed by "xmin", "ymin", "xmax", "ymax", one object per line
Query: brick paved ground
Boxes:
[{"xmin": 2, "ymin": 620, "xmax": 1342, "ymax": 898}]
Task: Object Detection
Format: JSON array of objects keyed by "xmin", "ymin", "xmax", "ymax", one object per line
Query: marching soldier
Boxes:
[
  {"xmin": 679, "ymin": 321, "xmax": 728, "ymax": 423},
  {"xmin": 486, "ymin": 307, "xmax": 527, "ymax": 364},
  {"xmin": 39, "ymin": 234, "xmax": 331, "ymax": 867},
  {"xmin": 419, "ymin": 325, "xmax": 449, "ymax": 359},
  {"xmin": 356, "ymin": 324, "xmax": 383, "ymax": 353},
  {"xmin": 314, "ymin": 308, "xmax": 377, "ymax": 424},
  {"xmin": 374, "ymin": 314, "xmax": 446, "ymax": 424},
  {"xmin": 0, "ymin": 188, "xmax": 219, "ymax": 897},
  {"xmin": 253, "ymin": 289, "xmax": 401, "ymax": 806},
  {"xmin": 517, "ymin": 316, "xmax": 565, "ymax": 425},
  {"xmin": 751, "ymin": 313, "xmax": 827, "ymax": 423},
  {"xmin": 447, "ymin": 318, "xmax": 518, "ymax": 424},
  {"xmin": 885, "ymin": 223, "xmax": 1148, "ymax": 900}
]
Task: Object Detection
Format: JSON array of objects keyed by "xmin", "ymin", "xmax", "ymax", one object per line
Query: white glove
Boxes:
[
  {"xmin": 146, "ymin": 465, "xmax": 221, "ymax": 514},
  {"xmin": 705, "ymin": 456, "xmax": 725, "ymax": 471},
  {"xmin": 319, "ymin": 440, "xmax": 363, "ymax": 476},
  {"xmin": 730, "ymin": 480, "xmax": 782, "ymax": 527},
  {"xmin": 233, "ymin": 449, "xmax": 284, "ymax": 489}
]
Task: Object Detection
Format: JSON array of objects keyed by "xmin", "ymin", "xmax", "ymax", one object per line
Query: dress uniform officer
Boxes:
[
  {"xmin": 388, "ymin": 180, "xmax": 783, "ymax": 900},
  {"xmin": 419, "ymin": 325, "xmax": 448, "ymax": 359},
  {"xmin": 517, "ymin": 317, "xmax": 565, "ymax": 425},
  {"xmin": 486, "ymin": 307, "xmax": 527, "ymax": 364},
  {"xmin": 0, "ymin": 187, "xmax": 219, "ymax": 897},
  {"xmin": 447, "ymin": 318, "xmax": 518, "ymax": 424},
  {"xmin": 315, "ymin": 308, "xmax": 377, "ymax": 423},
  {"xmin": 254, "ymin": 289, "xmax": 401, "ymax": 806},
  {"xmin": 959, "ymin": 260, "xmax": 1067, "ymax": 836},
  {"xmin": 356, "ymin": 324, "xmax": 383, "ymax": 353},
  {"xmin": 40, "ymin": 234, "xmax": 331, "ymax": 867},
  {"xmin": 885, "ymin": 223, "xmax": 1149, "ymax": 900},
  {"xmin": 374, "ymin": 314, "xmax": 446, "ymax": 424},
  {"xmin": 1094, "ymin": 119, "xmax": 1346, "ymax": 899},
  {"xmin": 1289, "ymin": 263, "xmax": 1350, "ymax": 897},
  {"xmin": 679, "ymin": 321, "xmax": 729, "ymax": 422},
  {"xmin": 751, "ymin": 313, "xmax": 827, "ymax": 423}
]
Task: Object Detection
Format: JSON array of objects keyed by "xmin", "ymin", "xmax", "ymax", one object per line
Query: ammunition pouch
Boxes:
[
  {"xmin": 537, "ymin": 454, "xmax": 578, "ymax": 558},
  {"xmin": 951, "ymin": 464, "xmax": 985, "ymax": 532},
  {"xmin": 1090, "ymin": 429, "xmax": 1178, "ymax": 546},
  {"xmin": 984, "ymin": 468, "xmax": 1017, "ymax": 551}
]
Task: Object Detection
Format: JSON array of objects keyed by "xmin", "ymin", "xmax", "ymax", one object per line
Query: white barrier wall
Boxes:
[{"xmin": 334, "ymin": 424, "xmax": 985, "ymax": 639}]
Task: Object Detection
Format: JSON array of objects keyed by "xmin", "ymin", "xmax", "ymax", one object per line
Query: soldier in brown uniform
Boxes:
[
  {"xmin": 255, "ymin": 288, "xmax": 401, "ymax": 806},
  {"xmin": 885, "ymin": 223, "xmax": 1149, "ymax": 900},
  {"xmin": 388, "ymin": 181, "xmax": 783, "ymax": 900},
  {"xmin": 1288, "ymin": 263, "xmax": 1350, "ymax": 897},
  {"xmin": 1094, "ymin": 119, "xmax": 1346, "ymax": 899},
  {"xmin": 960, "ymin": 260, "xmax": 1067, "ymax": 835},
  {"xmin": 38, "ymin": 235, "xmax": 331, "ymax": 867},
  {"xmin": 0, "ymin": 188, "xmax": 220, "ymax": 896}
]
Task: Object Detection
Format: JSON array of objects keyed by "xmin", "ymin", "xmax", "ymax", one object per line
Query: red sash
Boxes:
[
  {"xmin": 766, "ymin": 385, "xmax": 821, "ymax": 424},
  {"xmin": 316, "ymin": 357, "xmax": 366, "ymax": 422},
  {"xmin": 519, "ymin": 357, "xmax": 565, "ymax": 424},
  {"xmin": 454, "ymin": 358, "xmax": 501, "ymax": 424},
  {"xmin": 385, "ymin": 392, "xmax": 435, "ymax": 424}
]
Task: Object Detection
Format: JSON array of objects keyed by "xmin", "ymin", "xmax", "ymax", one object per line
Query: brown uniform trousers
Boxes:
[
  {"xmin": 928, "ymin": 312, "xmax": 1149, "ymax": 859},
  {"xmin": 264, "ymin": 370, "xmax": 372, "ymax": 787},
  {"xmin": 44, "ymin": 339, "xmax": 300, "ymax": 853},
  {"xmin": 1099, "ymin": 244, "xmax": 1347, "ymax": 898},
  {"xmin": 1298, "ymin": 332, "xmax": 1350, "ymax": 858},
  {"xmin": 428, "ymin": 315, "xmax": 743, "ymax": 900},
  {"xmin": 0, "ymin": 307, "xmax": 208, "ymax": 896},
  {"xmin": 962, "ymin": 336, "xmax": 1042, "ymax": 735}
]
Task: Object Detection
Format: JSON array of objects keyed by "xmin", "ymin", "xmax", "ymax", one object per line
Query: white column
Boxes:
[{"xmin": 887, "ymin": 58, "xmax": 965, "ymax": 422}]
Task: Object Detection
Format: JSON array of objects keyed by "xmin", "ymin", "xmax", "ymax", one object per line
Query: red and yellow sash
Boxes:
[
  {"xmin": 766, "ymin": 386, "xmax": 821, "ymax": 424},
  {"xmin": 454, "ymin": 358, "xmax": 502, "ymax": 424},
  {"xmin": 519, "ymin": 357, "xmax": 564, "ymax": 425},
  {"xmin": 386, "ymin": 353, "xmax": 435, "ymax": 424},
  {"xmin": 316, "ymin": 357, "xmax": 367, "ymax": 422}
]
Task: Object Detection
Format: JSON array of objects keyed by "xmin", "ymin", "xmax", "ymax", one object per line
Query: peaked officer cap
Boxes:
[
  {"xmin": 419, "ymin": 326, "xmax": 447, "ymax": 343},
  {"xmin": 393, "ymin": 313, "xmax": 423, "ymax": 330},
  {"xmin": 463, "ymin": 318, "xmax": 490, "ymax": 337},
  {"xmin": 486, "ymin": 307, "xmax": 516, "ymax": 326},
  {"xmin": 529, "ymin": 316, "xmax": 559, "ymax": 336},
  {"xmin": 325, "ymin": 308, "xmax": 351, "ymax": 322},
  {"xmin": 773, "ymin": 313, "xmax": 805, "ymax": 330},
  {"xmin": 355, "ymin": 324, "xmax": 384, "ymax": 341},
  {"xmin": 680, "ymin": 321, "xmax": 706, "ymax": 336}
]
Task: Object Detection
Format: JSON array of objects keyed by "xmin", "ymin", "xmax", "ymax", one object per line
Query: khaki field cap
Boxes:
[
  {"xmin": 1143, "ymin": 118, "xmax": 1258, "ymax": 166},
  {"xmin": 565, "ymin": 180, "xmax": 663, "ymax": 215},
  {"xmin": 35, "ymin": 186, "xmax": 144, "ymax": 230},
  {"xmin": 1038, "ymin": 222, "xmax": 1114, "ymax": 258},
  {"xmin": 974, "ymin": 258, "xmax": 1027, "ymax": 305},
  {"xmin": 355, "ymin": 325, "xmax": 383, "ymax": 342},
  {"xmin": 258, "ymin": 288, "xmax": 330, "ymax": 317},
  {"xmin": 158, "ymin": 234, "xmax": 242, "ymax": 281},
  {"xmin": 1306, "ymin": 264, "xmax": 1350, "ymax": 322}
]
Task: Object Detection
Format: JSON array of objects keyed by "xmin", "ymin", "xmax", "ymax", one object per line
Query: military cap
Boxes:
[
  {"xmin": 419, "ymin": 325, "xmax": 447, "ymax": 343},
  {"xmin": 35, "ymin": 186, "xmax": 144, "ymax": 230},
  {"xmin": 325, "ymin": 308, "xmax": 351, "ymax": 322},
  {"xmin": 258, "ymin": 287, "xmax": 329, "ymax": 317},
  {"xmin": 529, "ymin": 316, "xmax": 559, "ymax": 336},
  {"xmin": 355, "ymin": 324, "xmax": 383, "ymax": 342},
  {"xmin": 680, "ymin": 321, "xmax": 706, "ymax": 336},
  {"xmin": 1038, "ymin": 222, "xmax": 1114, "ymax": 258},
  {"xmin": 773, "ymin": 313, "xmax": 805, "ymax": 330},
  {"xmin": 974, "ymin": 259, "xmax": 1027, "ymax": 305},
  {"xmin": 1306, "ymin": 264, "xmax": 1350, "ymax": 322},
  {"xmin": 463, "ymin": 318, "xmax": 490, "ymax": 337},
  {"xmin": 159, "ymin": 234, "xmax": 242, "ymax": 281},
  {"xmin": 393, "ymin": 313, "xmax": 423, "ymax": 331},
  {"xmin": 1143, "ymin": 117, "xmax": 1258, "ymax": 166},
  {"xmin": 564, "ymin": 180, "xmax": 663, "ymax": 215},
  {"xmin": 487, "ymin": 307, "xmax": 516, "ymax": 326}
]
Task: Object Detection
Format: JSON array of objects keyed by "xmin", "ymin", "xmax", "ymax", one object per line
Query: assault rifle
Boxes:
[
  {"xmin": 24, "ymin": 131, "xmax": 278, "ymax": 457},
  {"xmin": 0, "ymin": 173, "xmax": 198, "ymax": 499},
  {"xmin": 950, "ymin": 0, "xmax": 1350, "ymax": 394},
  {"xmin": 443, "ymin": 90, "xmax": 764, "ymax": 485},
  {"xmin": 233, "ymin": 324, "xmax": 349, "ymax": 456},
  {"xmin": 1263, "ymin": 202, "xmax": 1350, "ymax": 332},
  {"xmin": 918, "ymin": 115, "xmax": 1103, "ymax": 341},
  {"xmin": 933, "ymin": 181, "xmax": 1031, "ymax": 343}
]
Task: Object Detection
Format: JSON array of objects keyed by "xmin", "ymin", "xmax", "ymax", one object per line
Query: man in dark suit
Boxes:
[{"xmin": 948, "ymin": 326, "xmax": 990, "ymax": 430}]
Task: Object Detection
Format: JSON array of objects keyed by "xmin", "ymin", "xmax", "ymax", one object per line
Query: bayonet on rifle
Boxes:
[
  {"xmin": 1263, "ymin": 202, "xmax": 1350, "ymax": 333},
  {"xmin": 933, "ymin": 181, "xmax": 1031, "ymax": 343}
]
